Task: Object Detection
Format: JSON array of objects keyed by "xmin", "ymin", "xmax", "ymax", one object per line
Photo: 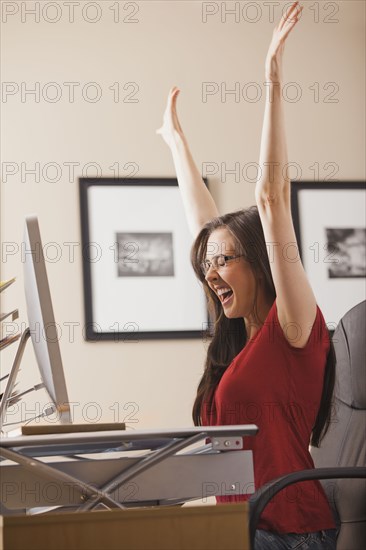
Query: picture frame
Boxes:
[
  {"xmin": 79, "ymin": 178, "xmax": 208, "ymax": 341},
  {"xmin": 291, "ymin": 181, "xmax": 366, "ymax": 329}
]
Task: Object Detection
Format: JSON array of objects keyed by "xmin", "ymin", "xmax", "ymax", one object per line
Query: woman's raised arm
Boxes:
[
  {"xmin": 157, "ymin": 87, "xmax": 219, "ymax": 238},
  {"xmin": 255, "ymin": 2, "xmax": 318, "ymax": 348}
]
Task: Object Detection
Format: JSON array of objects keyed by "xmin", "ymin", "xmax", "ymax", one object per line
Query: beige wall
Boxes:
[{"xmin": 1, "ymin": 1, "xmax": 365, "ymax": 430}]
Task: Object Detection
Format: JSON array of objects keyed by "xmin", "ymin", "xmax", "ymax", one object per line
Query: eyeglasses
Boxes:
[{"xmin": 201, "ymin": 254, "xmax": 245, "ymax": 275}]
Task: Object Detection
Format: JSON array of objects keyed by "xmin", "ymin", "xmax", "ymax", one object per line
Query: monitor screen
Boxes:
[{"xmin": 24, "ymin": 216, "xmax": 71, "ymax": 423}]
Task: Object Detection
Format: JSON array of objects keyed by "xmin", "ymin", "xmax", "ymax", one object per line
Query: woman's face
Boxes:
[{"xmin": 204, "ymin": 227, "xmax": 259, "ymax": 320}]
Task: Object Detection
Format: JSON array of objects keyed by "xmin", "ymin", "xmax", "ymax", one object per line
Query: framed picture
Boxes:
[
  {"xmin": 291, "ymin": 181, "xmax": 366, "ymax": 329},
  {"xmin": 79, "ymin": 178, "xmax": 208, "ymax": 340}
]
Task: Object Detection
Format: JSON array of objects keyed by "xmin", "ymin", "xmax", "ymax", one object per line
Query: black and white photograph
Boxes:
[
  {"xmin": 326, "ymin": 227, "xmax": 366, "ymax": 278},
  {"xmin": 116, "ymin": 232, "xmax": 175, "ymax": 277}
]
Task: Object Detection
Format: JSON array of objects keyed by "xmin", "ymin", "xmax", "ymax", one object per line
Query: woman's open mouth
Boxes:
[
  {"xmin": 217, "ymin": 287, "xmax": 234, "ymax": 305},
  {"xmin": 222, "ymin": 291, "xmax": 233, "ymax": 305}
]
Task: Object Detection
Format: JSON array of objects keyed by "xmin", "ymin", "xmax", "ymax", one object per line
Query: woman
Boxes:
[{"xmin": 157, "ymin": 3, "xmax": 337, "ymax": 548}]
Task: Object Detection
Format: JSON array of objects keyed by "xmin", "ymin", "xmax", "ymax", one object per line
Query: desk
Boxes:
[{"xmin": 0, "ymin": 503, "xmax": 249, "ymax": 550}]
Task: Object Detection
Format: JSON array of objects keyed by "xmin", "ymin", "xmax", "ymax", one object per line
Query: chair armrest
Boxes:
[{"xmin": 248, "ymin": 466, "xmax": 366, "ymax": 548}]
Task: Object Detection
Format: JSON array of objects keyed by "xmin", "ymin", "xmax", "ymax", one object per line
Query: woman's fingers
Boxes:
[
  {"xmin": 171, "ymin": 89, "xmax": 183, "ymax": 134},
  {"xmin": 281, "ymin": 5, "xmax": 302, "ymax": 40},
  {"xmin": 265, "ymin": 3, "xmax": 302, "ymax": 79},
  {"xmin": 156, "ymin": 87, "xmax": 182, "ymax": 136},
  {"xmin": 279, "ymin": 1, "xmax": 300, "ymax": 31},
  {"xmin": 167, "ymin": 86, "xmax": 175, "ymax": 109},
  {"xmin": 171, "ymin": 87, "xmax": 180, "ymax": 105},
  {"xmin": 168, "ymin": 86, "xmax": 179, "ymax": 106},
  {"xmin": 165, "ymin": 86, "xmax": 179, "ymax": 117},
  {"xmin": 170, "ymin": 87, "xmax": 180, "ymax": 119},
  {"xmin": 273, "ymin": 3, "xmax": 302, "ymax": 47}
]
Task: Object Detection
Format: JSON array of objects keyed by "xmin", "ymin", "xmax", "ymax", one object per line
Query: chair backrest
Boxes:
[{"xmin": 311, "ymin": 300, "xmax": 366, "ymax": 549}]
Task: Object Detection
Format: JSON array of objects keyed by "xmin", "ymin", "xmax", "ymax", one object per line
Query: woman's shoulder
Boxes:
[{"xmin": 262, "ymin": 299, "xmax": 330, "ymax": 354}]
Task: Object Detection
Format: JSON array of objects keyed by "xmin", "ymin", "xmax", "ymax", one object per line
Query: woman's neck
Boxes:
[{"xmin": 244, "ymin": 297, "xmax": 274, "ymax": 341}]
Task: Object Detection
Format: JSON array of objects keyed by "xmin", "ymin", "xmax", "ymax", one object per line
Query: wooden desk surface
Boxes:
[{"xmin": 1, "ymin": 502, "xmax": 249, "ymax": 550}]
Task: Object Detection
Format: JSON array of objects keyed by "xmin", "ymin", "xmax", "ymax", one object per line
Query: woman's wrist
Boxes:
[
  {"xmin": 264, "ymin": 78, "xmax": 283, "ymax": 88},
  {"xmin": 263, "ymin": 79, "xmax": 283, "ymax": 104},
  {"xmin": 265, "ymin": 55, "xmax": 283, "ymax": 83}
]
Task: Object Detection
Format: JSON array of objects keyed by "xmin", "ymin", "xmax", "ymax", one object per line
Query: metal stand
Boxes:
[{"xmin": 0, "ymin": 328, "xmax": 31, "ymax": 432}]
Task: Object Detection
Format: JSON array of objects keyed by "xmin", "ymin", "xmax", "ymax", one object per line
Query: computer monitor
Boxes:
[
  {"xmin": 0, "ymin": 217, "xmax": 71, "ymax": 431},
  {"xmin": 23, "ymin": 215, "xmax": 71, "ymax": 424}
]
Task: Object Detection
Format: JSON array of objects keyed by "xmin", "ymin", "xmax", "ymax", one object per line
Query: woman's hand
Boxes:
[
  {"xmin": 156, "ymin": 86, "xmax": 185, "ymax": 149},
  {"xmin": 155, "ymin": 87, "xmax": 219, "ymax": 236},
  {"xmin": 265, "ymin": 1, "xmax": 303, "ymax": 82}
]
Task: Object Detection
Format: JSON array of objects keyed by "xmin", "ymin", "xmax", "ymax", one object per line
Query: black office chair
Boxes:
[{"xmin": 249, "ymin": 300, "xmax": 366, "ymax": 549}]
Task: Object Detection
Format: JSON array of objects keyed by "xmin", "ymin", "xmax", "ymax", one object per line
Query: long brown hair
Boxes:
[{"xmin": 190, "ymin": 206, "xmax": 335, "ymax": 447}]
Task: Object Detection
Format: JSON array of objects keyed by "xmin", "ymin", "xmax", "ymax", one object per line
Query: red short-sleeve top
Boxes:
[{"xmin": 201, "ymin": 300, "xmax": 336, "ymax": 534}]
